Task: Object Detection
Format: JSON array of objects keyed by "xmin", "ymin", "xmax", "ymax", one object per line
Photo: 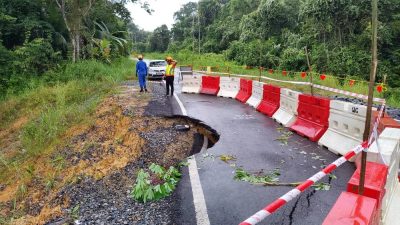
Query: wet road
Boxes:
[{"xmin": 171, "ymin": 75, "xmax": 355, "ymax": 225}]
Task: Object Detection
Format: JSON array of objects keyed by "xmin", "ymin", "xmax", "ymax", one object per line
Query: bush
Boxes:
[
  {"xmin": 278, "ymin": 47, "xmax": 307, "ymax": 71},
  {"xmin": 13, "ymin": 38, "xmax": 61, "ymax": 76},
  {"xmin": 131, "ymin": 163, "xmax": 181, "ymax": 203},
  {"xmin": 6, "ymin": 58, "xmax": 135, "ymax": 155},
  {"xmin": 0, "ymin": 43, "xmax": 15, "ymax": 95},
  {"xmin": 325, "ymin": 46, "xmax": 370, "ymax": 79}
]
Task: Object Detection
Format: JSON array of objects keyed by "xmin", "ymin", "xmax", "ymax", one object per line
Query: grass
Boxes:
[
  {"xmin": 0, "ymin": 57, "xmax": 135, "ymax": 184},
  {"xmin": 143, "ymin": 51, "xmax": 399, "ymax": 107}
]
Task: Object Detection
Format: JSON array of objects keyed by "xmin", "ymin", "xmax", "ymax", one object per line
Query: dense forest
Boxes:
[
  {"xmin": 134, "ymin": 0, "xmax": 400, "ymax": 91},
  {"xmin": 1, "ymin": 0, "xmax": 400, "ymax": 98},
  {"xmin": 0, "ymin": 0, "xmax": 149, "ymax": 97}
]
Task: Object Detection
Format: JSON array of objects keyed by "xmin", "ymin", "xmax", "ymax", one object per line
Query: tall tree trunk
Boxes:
[
  {"xmin": 55, "ymin": 0, "xmax": 94, "ymax": 63},
  {"xmin": 71, "ymin": 35, "xmax": 76, "ymax": 62},
  {"xmin": 75, "ymin": 33, "xmax": 80, "ymax": 61}
]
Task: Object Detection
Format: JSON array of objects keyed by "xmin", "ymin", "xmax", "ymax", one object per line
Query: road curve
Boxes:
[{"xmin": 171, "ymin": 75, "xmax": 355, "ymax": 225}]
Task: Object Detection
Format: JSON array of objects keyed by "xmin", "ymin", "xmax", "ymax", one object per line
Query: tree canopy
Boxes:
[
  {"xmin": 159, "ymin": 0, "xmax": 400, "ymax": 89},
  {"xmin": 0, "ymin": 0, "xmax": 147, "ymax": 96}
]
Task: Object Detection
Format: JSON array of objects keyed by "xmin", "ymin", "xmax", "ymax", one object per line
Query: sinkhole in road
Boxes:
[{"xmin": 167, "ymin": 114, "xmax": 220, "ymax": 157}]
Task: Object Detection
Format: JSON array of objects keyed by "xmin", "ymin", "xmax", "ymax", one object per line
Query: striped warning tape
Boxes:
[
  {"xmin": 312, "ymin": 84, "xmax": 385, "ymax": 103},
  {"xmin": 369, "ymin": 102, "xmax": 385, "ymax": 146},
  {"xmin": 192, "ymin": 71, "xmax": 386, "ymax": 103},
  {"xmin": 239, "ymin": 105, "xmax": 385, "ymax": 225},
  {"xmin": 238, "ymin": 143, "xmax": 365, "ymax": 225}
]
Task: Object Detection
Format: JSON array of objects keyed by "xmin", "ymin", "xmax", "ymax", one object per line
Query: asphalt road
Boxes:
[{"xmin": 169, "ymin": 73, "xmax": 356, "ymax": 225}]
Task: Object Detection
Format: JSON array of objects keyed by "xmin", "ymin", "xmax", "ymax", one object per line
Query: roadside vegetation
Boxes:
[
  {"xmin": 0, "ymin": 59, "xmax": 134, "ymax": 222},
  {"xmin": 131, "ymin": 163, "xmax": 182, "ymax": 203},
  {"xmin": 0, "ymin": 0, "xmax": 139, "ymax": 180},
  {"xmin": 0, "ymin": 0, "xmax": 143, "ymax": 222},
  {"xmin": 1, "ymin": 58, "xmax": 134, "ymax": 154}
]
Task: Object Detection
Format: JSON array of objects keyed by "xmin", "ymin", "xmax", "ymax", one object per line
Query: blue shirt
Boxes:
[{"xmin": 136, "ymin": 60, "xmax": 147, "ymax": 75}]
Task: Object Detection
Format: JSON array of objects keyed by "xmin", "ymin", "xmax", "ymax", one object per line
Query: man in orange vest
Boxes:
[{"xmin": 164, "ymin": 56, "xmax": 177, "ymax": 96}]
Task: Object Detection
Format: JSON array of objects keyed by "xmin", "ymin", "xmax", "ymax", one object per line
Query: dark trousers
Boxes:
[{"xmin": 165, "ymin": 76, "xmax": 174, "ymax": 95}]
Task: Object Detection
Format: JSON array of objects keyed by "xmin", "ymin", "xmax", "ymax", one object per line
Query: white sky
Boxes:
[{"xmin": 127, "ymin": 0, "xmax": 198, "ymax": 32}]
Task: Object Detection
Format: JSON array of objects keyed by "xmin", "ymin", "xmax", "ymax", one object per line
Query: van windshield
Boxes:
[{"xmin": 149, "ymin": 61, "xmax": 166, "ymax": 67}]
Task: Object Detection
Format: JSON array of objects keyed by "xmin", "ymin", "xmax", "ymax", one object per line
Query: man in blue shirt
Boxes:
[{"xmin": 136, "ymin": 55, "xmax": 148, "ymax": 92}]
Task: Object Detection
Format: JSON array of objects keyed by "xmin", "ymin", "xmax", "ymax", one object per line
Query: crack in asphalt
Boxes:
[
  {"xmin": 288, "ymin": 196, "xmax": 301, "ymax": 225},
  {"xmin": 306, "ymin": 190, "xmax": 316, "ymax": 208}
]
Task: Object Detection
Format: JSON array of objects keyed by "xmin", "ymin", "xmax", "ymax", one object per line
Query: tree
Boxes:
[
  {"xmin": 149, "ymin": 25, "xmax": 170, "ymax": 52},
  {"xmin": 171, "ymin": 2, "xmax": 198, "ymax": 43},
  {"xmin": 55, "ymin": 0, "xmax": 97, "ymax": 62},
  {"xmin": 54, "ymin": 0, "xmax": 150, "ymax": 62}
]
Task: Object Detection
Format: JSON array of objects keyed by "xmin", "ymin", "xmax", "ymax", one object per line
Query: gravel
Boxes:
[
  {"xmin": 47, "ymin": 167, "xmax": 178, "ymax": 225},
  {"xmin": 332, "ymin": 95, "xmax": 400, "ymax": 121},
  {"xmin": 140, "ymin": 127, "xmax": 179, "ymax": 149},
  {"xmin": 45, "ymin": 82, "xmax": 189, "ymax": 225}
]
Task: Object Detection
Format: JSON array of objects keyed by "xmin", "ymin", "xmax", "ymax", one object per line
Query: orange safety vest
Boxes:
[{"xmin": 165, "ymin": 64, "xmax": 175, "ymax": 76}]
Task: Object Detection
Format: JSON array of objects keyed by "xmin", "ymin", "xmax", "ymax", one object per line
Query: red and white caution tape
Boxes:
[
  {"xmin": 238, "ymin": 143, "xmax": 366, "ymax": 225},
  {"xmin": 193, "ymin": 70, "xmax": 256, "ymax": 79},
  {"xmin": 368, "ymin": 103, "xmax": 385, "ymax": 147},
  {"xmin": 312, "ymin": 84, "xmax": 386, "ymax": 103},
  {"xmin": 260, "ymin": 76, "xmax": 311, "ymax": 85},
  {"xmin": 239, "ymin": 105, "xmax": 386, "ymax": 225},
  {"xmin": 368, "ymin": 103, "xmax": 386, "ymax": 164}
]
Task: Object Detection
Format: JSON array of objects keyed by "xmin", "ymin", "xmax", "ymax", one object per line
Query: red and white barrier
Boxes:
[
  {"xmin": 257, "ymin": 84, "xmax": 281, "ymax": 117},
  {"xmin": 318, "ymin": 101, "xmax": 369, "ymax": 155},
  {"xmin": 239, "ymin": 143, "xmax": 366, "ymax": 225},
  {"xmin": 181, "ymin": 75, "xmax": 202, "ymax": 94},
  {"xmin": 193, "ymin": 70, "xmax": 386, "ymax": 103},
  {"xmin": 289, "ymin": 94, "xmax": 330, "ymax": 142},
  {"xmin": 236, "ymin": 78, "xmax": 253, "ymax": 103},
  {"xmin": 200, "ymin": 76, "xmax": 220, "ymax": 95},
  {"xmin": 322, "ymin": 191, "xmax": 379, "ymax": 225},
  {"xmin": 246, "ymin": 81, "xmax": 263, "ymax": 108},
  {"xmin": 218, "ymin": 77, "xmax": 240, "ymax": 98},
  {"xmin": 272, "ymin": 88, "xmax": 300, "ymax": 127},
  {"xmin": 347, "ymin": 161, "xmax": 388, "ymax": 212},
  {"xmin": 365, "ymin": 128, "xmax": 400, "ymax": 225}
]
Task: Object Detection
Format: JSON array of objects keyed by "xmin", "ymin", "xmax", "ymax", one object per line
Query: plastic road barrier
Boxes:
[
  {"xmin": 236, "ymin": 79, "xmax": 253, "ymax": 103},
  {"xmin": 181, "ymin": 75, "xmax": 202, "ymax": 94},
  {"xmin": 272, "ymin": 88, "xmax": 300, "ymax": 127},
  {"xmin": 217, "ymin": 77, "xmax": 240, "ymax": 98},
  {"xmin": 347, "ymin": 161, "xmax": 388, "ymax": 208},
  {"xmin": 246, "ymin": 81, "xmax": 263, "ymax": 108},
  {"xmin": 200, "ymin": 76, "xmax": 220, "ymax": 95},
  {"xmin": 366, "ymin": 128, "xmax": 400, "ymax": 225},
  {"xmin": 318, "ymin": 101, "xmax": 368, "ymax": 155},
  {"xmin": 289, "ymin": 94, "xmax": 330, "ymax": 142},
  {"xmin": 239, "ymin": 143, "xmax": 366, "ymax": 225},
  {"xmin": 322, "ymin": 192, "xmax": 378, "ymax": 225},
  {"xmin": 257, "ymin": 84, "xmax": 281, "ymax": 117}
]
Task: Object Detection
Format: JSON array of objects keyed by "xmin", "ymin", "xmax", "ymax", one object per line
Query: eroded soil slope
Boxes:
[{"xmin": 0, "ymin": 82, "xmax": 211, "ymax": 225}]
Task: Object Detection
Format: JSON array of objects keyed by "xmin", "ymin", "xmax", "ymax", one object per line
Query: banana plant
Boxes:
[
  {"xmin": 93, "ymin": 21, "xmax": 128, "ymax": 56},
  {"xmin": 92, "ymin": 38, "xmax": 111, "ymax": 63}
]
